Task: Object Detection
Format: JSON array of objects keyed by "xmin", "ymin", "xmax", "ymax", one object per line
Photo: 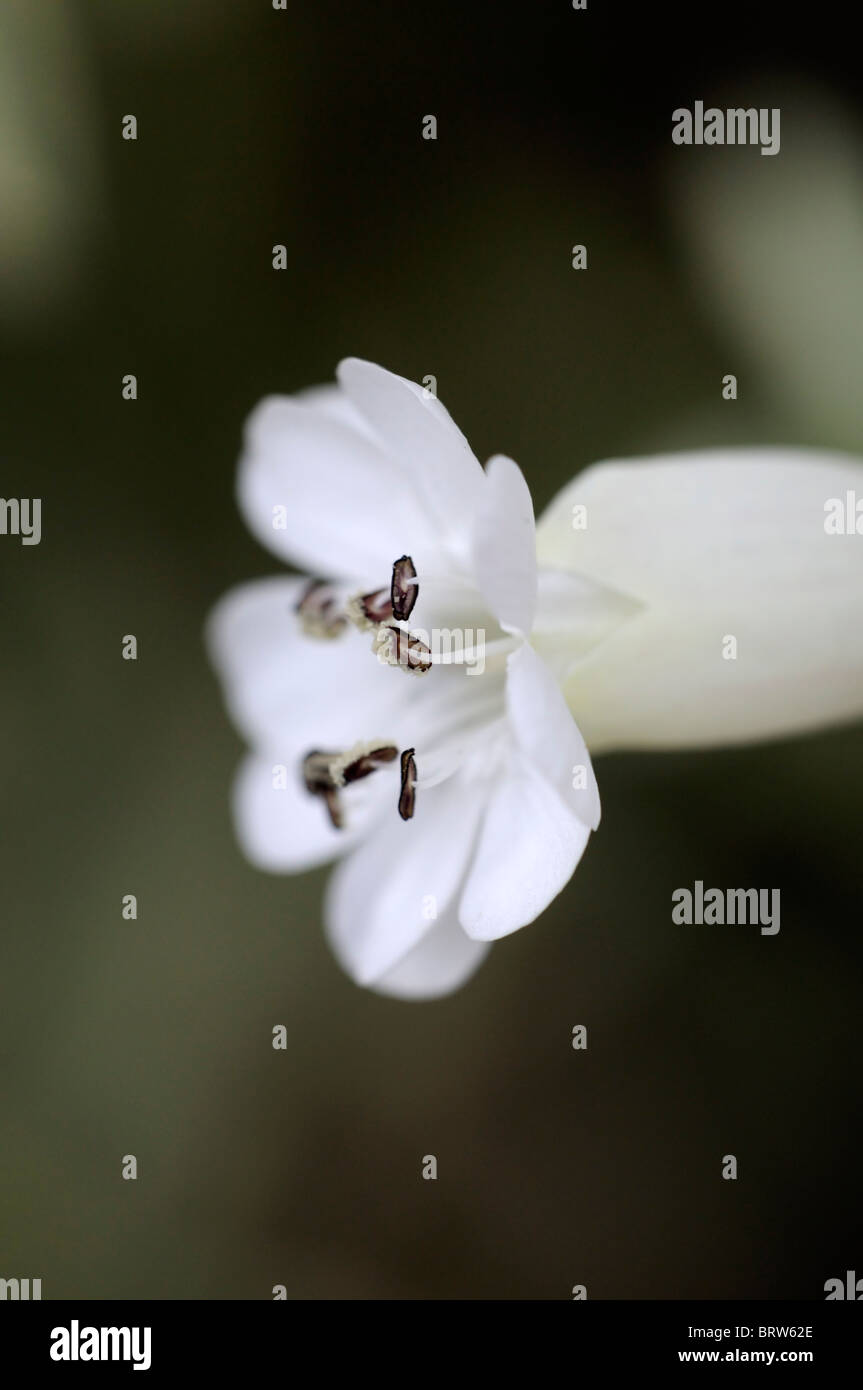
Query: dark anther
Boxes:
[
  {"xmin": 379, "ymin": 625, "xmax": 432, "ymax": 674},
  {"xmin": 398, "ymin": 748, "xmax": 417, "ymax": 821},
  {"xmin": 391, "ymin": 555, "xmax": 418, "ymax": 622},
  {"xmin": 295, "ymin": 581, "xmax": 347, "ymax": 638},
  {"xmin": 356, "ymin": 588, "xmax": 393, "ymax": 624},
  {"xmin": 341, "ymin": 745, "xmax": 398, "ymax": 783},
  {"xmin": 302, "ymin": 750, "xmax": 336, "ymax": 792},
  {"xmin": 302, "ymin": 750, "xmax": 343, "ymax": 829}
]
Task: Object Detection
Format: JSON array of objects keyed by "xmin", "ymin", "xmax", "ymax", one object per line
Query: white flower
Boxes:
[{"xmin": 208, "ymin": 358, "xmax": 863, "ymax": 998}]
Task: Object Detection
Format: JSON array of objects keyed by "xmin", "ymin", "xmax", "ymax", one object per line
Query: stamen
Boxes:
[
  {"xmin": 373, "ymin": 624, "xmax": 432, "ymax": 676},
  {"xmin": 398, "ymin": 748, "xmax": 417, "ymax": 820},
  {"xmin": 302, "ymin": 743, "xmax": 396, "ymax": 829},
  {"xmin": 391, "ymin": 555, "xmax": 418, "ymax": 622},
  {"xmin": 346, "ymin": 588, "xmax": 393, "ymax": 631},
  {"xmin": 295, "ymin": 581, "xmax": 347, "ymax": 639}
]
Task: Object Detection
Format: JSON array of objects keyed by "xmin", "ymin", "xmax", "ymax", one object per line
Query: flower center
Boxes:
[{"xmin": 301, "ymin": 554, "xmax": 509, "ymax": 829}]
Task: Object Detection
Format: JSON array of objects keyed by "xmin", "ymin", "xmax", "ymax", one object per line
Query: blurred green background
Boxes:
[{"xmin": 2, "ymin": 0, "xmax": 862, "ymax": 1298}]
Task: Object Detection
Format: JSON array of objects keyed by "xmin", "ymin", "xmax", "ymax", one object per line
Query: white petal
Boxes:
[
  {"xmin": 507, "ymin": 642, "xmax": 600, "ymax": 830},
  {"xmin": 238, "ymin": 393, "xmax": 444, "ymax": 581},
  {"xmin": 206, "ymin": 576, "xmax": 407, "ymax": 755},
  {"xmin": 536, "ymin": 449, "xmax": 863, "ymax": 750},
  {"xmin": 324, "ymin": 772, "xmax": 484, "ymax": 986},
  {"xmin": 471, "ymin": 454, "xmax": 537, "ymax": 635},
  {"xmin": 459, "ymin": 753, "xmax": 591, "ymax": 942},
  {"xmin": 370, "ymin": 908, "xmax": 490, "ymax": 999},
  {"xmin": 337, "ymin": 358, "xmax": 486, "ymax": 550},
  {"xmin": 292, "ymin": 383, "xmax": 376, "ymax": 437},
  {"xmin": 232, "ymin": 753, "xmax": 383, "ymax": 873}
]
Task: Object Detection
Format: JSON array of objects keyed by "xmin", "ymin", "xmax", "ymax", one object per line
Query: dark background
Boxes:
[{"xmin": 1, "ymin": 0, "xmax": 861, "ymax": 1298}]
